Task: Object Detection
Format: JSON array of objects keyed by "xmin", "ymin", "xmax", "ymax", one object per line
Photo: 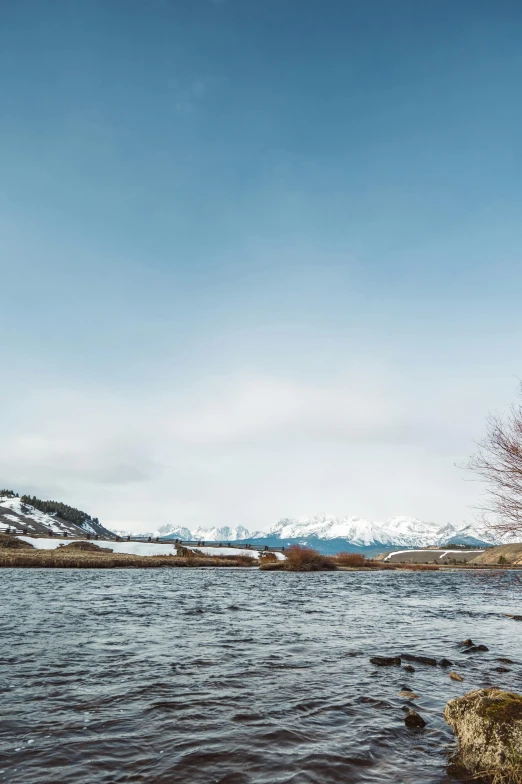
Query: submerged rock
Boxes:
[
  {"xmin": 398, "ymin": 690, "xmax": 419, "ymax": 699},
  {"xmin": 460, "ymin": 638, "xmax": 473, "ymax": 647},
  {"xmin": 404, "ymin": 709, "xmax": 426, "ymax": 728},
  {"xmin": 462, "ymin": 644, "xmax": 489, "ymax": 654},
  {"xmin": 403, "ymin": 664, "xmax": 415, "ymax": 673},
  {"xmin": 439, "ymin": 658, "xmax": 453, "ymax": 667},
  {"xmin": 401, "ymin": 653, "xmax": 437, "ymax": 666},
  {"xmin": 449, "ymin": 671, "xmax": 464, "ymax": 682},
  {"xmin": 444, "ymin": 688, "xmax": 522, "ymax": 780},
  {"xmin": 369, "ymin": 656, "xmax": 401, "ymax": 666}
]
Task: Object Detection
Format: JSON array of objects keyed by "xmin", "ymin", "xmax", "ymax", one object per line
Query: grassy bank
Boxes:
[
  {"xmin": 4, "ymin": 536, "xmax": 511, "ymax": 572},
  {"xmin": 259, "ymin": 546, "xmax": 441, "ymax": 572},
  {"xmin": 0, "ymin": 534, "xmax": 258, "ymax": 568},
  {"xmin": 0, "ymin": 550, "xmax": 258, "ymax": 568}
]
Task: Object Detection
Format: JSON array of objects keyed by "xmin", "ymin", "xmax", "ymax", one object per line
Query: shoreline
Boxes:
[
  {"xmin": 2, "ymin": 534, "xmax": 522, "ymax": 570},
  {"xmin": 3, "ymin": 552, "xmax": 522, "ymax": 570}
]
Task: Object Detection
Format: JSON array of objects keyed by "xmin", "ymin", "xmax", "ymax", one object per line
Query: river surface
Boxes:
[{"xmin": 1, "ymin": 568, "xmax": 521, "ymax": 784}]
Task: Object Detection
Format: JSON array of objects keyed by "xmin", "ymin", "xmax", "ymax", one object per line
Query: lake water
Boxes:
[{"xmin": 1, "ymin": 568, "xmax": 521, "ymax": 784}]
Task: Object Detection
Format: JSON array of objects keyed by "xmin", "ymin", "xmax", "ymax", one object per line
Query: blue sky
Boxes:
[{"xmin": 1, "ymin": 0, "xmax": 521, "ymax": 531}]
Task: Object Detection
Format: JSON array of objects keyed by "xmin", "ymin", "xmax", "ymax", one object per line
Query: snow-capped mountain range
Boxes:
[
  {"xmin": 265, "ymin": 515, "xmax": 506, "ymax": 547},
  {"xmin": 143, "ymin": 514, "xmax": 512, "ymax": 551}
]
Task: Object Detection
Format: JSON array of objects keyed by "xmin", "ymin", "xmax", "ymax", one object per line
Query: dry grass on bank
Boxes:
[
  {"xmin": 333, "ymin": 552, "xmax": 439, "ymax": 570},
  {"xmin": 0, "ymin": 533, "xmax": 35, "ymax": 550},
  {"xmin": 335, "ymin": 552, "xmax": 367, "ymax": 567},
  {"xmin": 59, "ymin": 540, "xmax": 114, "ymax": 553},
  {"xmin": 0, "ymin": 543, "xmax": 258, "ymax": 569}
]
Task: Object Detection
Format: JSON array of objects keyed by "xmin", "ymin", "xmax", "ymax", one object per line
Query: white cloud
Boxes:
[{"xmin": 0, "ymin": 366, "xmax": 509, "ymax": 532}]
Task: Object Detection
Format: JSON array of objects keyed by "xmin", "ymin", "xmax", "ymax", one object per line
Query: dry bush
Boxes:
[
  {"xmin": 335, "ymin": 552, "xmax": 367, "ymax": 567},
  {"xmin": 259, "ymin": 552, "xmax": 278, "ymax": 563},
  {"xmin": 333, "ymin": 552, "xmax": 398, "ymax": 570},
  {"xmin": 283, "ymin": 545, "xmax": 336, "ymax": 572}
]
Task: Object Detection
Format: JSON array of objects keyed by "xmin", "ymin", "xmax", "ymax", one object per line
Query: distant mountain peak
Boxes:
[{"xmin": 139, "ymin": 514, "xmax": 510, "ymax": 549}]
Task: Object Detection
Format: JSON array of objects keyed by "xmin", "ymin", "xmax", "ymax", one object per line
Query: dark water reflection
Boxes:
[{"xmin": 1, "ymin": 569, "xmax": 521, "ymax": 783}]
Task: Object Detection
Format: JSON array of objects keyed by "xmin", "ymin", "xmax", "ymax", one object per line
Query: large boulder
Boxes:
[{"xmin": 444, "ymin": 688, "xmax": 522, "ymax": 779}]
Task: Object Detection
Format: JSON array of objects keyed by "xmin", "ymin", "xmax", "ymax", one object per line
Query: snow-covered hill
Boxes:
[
  {"xmin": 0, "ymin": 496, "xmax": 115, "ymax": 539},
  {"xmin": 150, "ymin": 514, "xmax": 510, "ymax": 551}
]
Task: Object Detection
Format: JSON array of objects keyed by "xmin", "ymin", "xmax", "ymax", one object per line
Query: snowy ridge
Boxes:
[
  {"xmin": 265, "ymin": 514, "xmax": 509, "ymax": 546},
  {"xmin": 144, "ymin": 514, "xmax": 513, "ymax": 548},
  {"xmin": 140, "ymin": 523, "xmax": 253, "ymax": 542}
]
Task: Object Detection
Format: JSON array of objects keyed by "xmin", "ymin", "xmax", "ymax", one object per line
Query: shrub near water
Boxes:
[
  {"xmin": 335, "ymin": 552, "xmax": 367, "ymax": 567},
  {"xmin": 282, "ymin": 545, "xmax": 337, "ymax": 571},
  {"xmin": 259, "ymin": 552, "xmax": 278, "ymax": 563}
]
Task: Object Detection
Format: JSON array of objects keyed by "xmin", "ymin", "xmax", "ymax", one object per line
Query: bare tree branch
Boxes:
[{"xmin": 468, "ymin": 384, "xmax": 522, "ymax": 536}]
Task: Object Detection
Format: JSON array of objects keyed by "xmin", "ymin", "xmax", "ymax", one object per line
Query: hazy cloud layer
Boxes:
[{"xmin": 0, "ymin": 367, "xmax": 514, "ymax": 532}]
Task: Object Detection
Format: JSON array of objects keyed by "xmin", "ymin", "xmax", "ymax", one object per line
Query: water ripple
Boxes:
[{"xmin": 1, "ymin": 568, "xmax": 520, "ymax": 783}]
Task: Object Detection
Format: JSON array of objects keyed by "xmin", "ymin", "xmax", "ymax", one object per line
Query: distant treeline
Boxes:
[{"xmin": 20, "ymin": 495, "xmax": 99, "ymax": 528}]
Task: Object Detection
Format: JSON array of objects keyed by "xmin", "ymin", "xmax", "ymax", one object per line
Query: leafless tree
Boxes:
[{"xmin": 468, "ymin": 385, "xmax": 522, "ymax": 537}]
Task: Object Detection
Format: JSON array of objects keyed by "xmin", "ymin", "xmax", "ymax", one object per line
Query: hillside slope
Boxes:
[
  {"xmin": 469, "ymin": 543, "xmax": 522, "ymax": 566},
  {"xmin": 0, "ymin": 496, "xmax": 115, "ymax": 539}
]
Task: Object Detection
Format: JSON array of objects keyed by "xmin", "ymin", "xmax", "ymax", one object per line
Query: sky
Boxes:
[{"xmin": 1, "ymin": 0, "xmax": 521, "ymax": 533}]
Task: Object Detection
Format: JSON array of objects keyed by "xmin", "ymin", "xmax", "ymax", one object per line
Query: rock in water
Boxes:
[
  {"xmin": 444, "ymin": 688, "xmax": 522, "ymax": 779},
  {"xmin": 369, "ymin": 656, "xmax": 401, "ymax": 666},
  {"xmin": 404, "ymin": 709, "xmax": 426, "ymax": 728},
  {"xmin": 403, "ymin": 664, "xmax": 415, "ymax": 673},
  {"xmin": 449, "ymin": 671, "xmax": 464, "ymax": 682},
  {"xmin": 401, "ymin": 653, "xmax": 437, "ymax": 666},
  {"xmin": 439, "ymin": 658, "xmax": 453, "ymax": 667}
]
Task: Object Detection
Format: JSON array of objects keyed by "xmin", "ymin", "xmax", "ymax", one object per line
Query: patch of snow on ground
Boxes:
[
  {"xmin": 16, "ymin": 537, "xmax": 285, "ymax": 559},
  {"xmin": 383, "ymin": 549, "xmax": 484, "ymax": 561},
  {"xmin": 17, "ymin": 537, "xmax": 177, "ymax": 556}
]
